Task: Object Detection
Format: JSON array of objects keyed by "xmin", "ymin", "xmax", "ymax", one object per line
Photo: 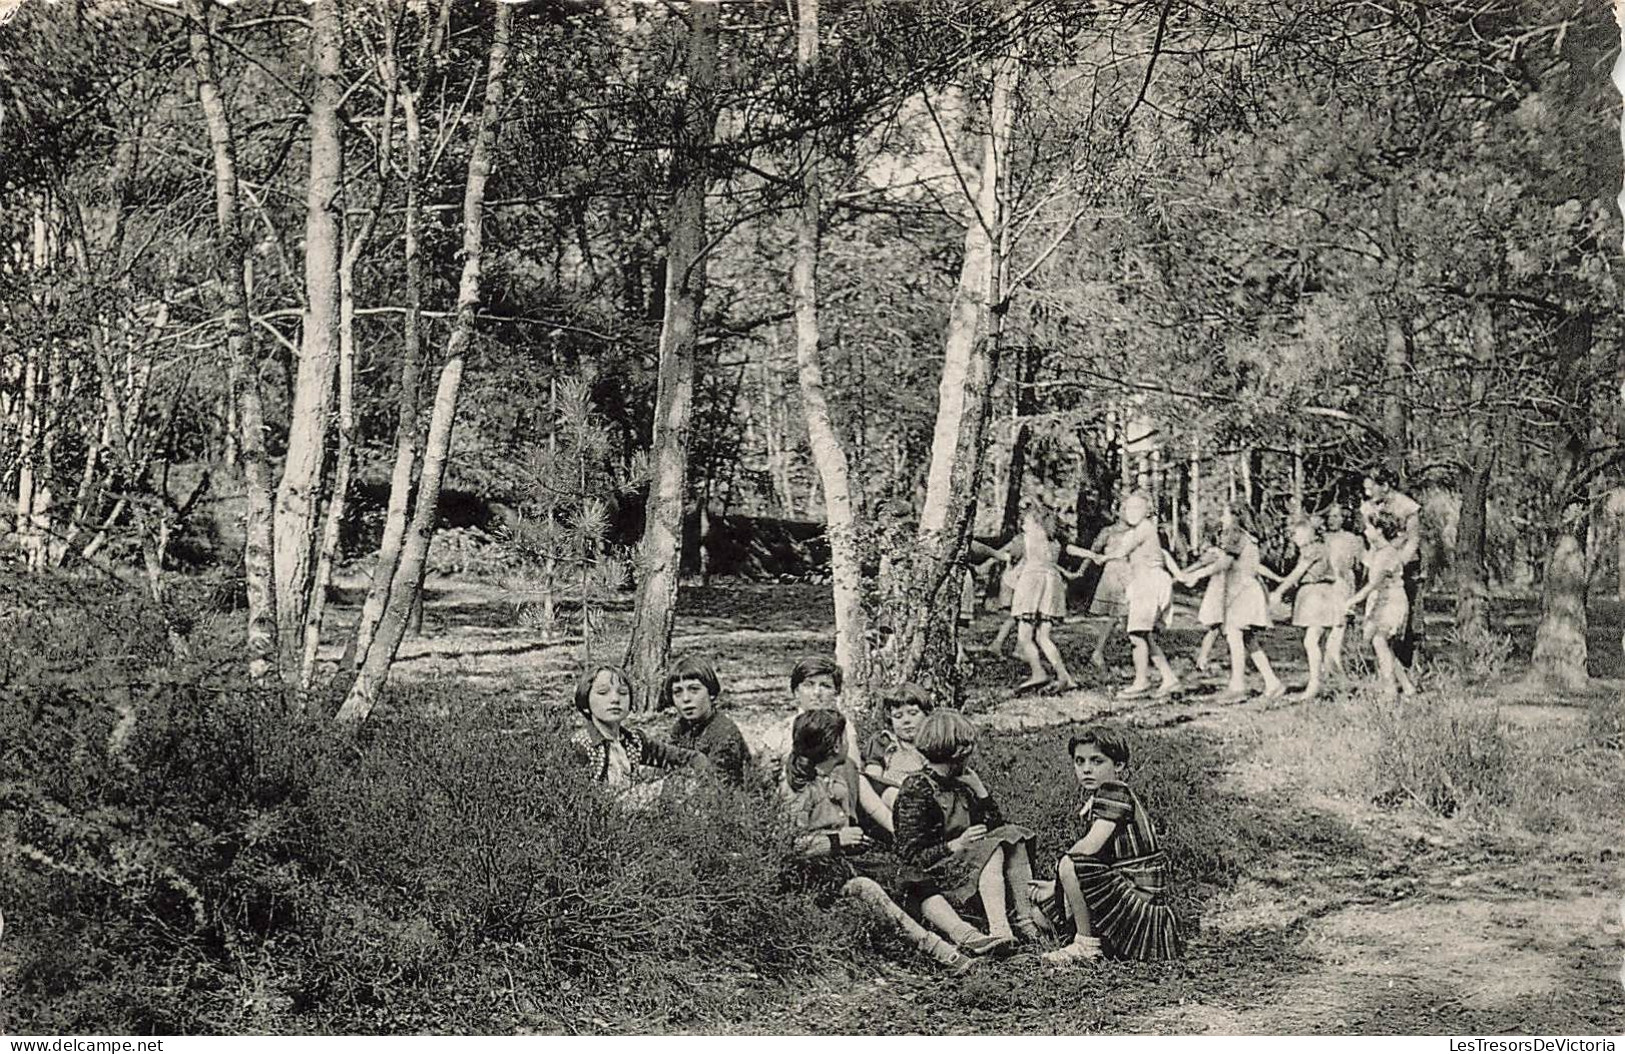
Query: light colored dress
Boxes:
[
  {"xmin": 1010, "ymin": 521, "xmax": 1066, "ymax": 622},
  {"xmin": 1220, "ymin": 532, "xmax": 1270, "ymax": 630},
  {"xmin": 1362, "ymin": 546, "xmax": 1409, "ymax": 638},
  {"xmin": 1324, "ymin": 529, "xmax": 1363, "ymax": 614},
  {"xmin": 1090, "ymin": 522, "xmax": 1131, "ymax": 617},
  {"xmin": 1112, "ymin": 520, "xmax": 1172, "ymax": 633},
  {"xmin": 1291, "ymin": 541, "xmax": 1342, "ymax": 628}
]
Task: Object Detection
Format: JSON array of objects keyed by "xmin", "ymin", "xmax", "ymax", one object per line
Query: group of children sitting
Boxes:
[
  {"xmin": 971, "ymin": 487, "xmax": 1420, "ymax": 702},
  {"xmin": 569, "ymin": 655, "xmax": 1182, "ymax": 973}
]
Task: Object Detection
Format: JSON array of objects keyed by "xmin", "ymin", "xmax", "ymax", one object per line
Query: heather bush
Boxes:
[{"xmin": 0, "ymin": 578, "xmax": 865, "ymax": 1033}]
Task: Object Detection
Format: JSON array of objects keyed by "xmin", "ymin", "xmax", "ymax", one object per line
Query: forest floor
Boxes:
[{"xmin": 324, "ymin": 574, "xmax": 1625, "ymax": 1035}]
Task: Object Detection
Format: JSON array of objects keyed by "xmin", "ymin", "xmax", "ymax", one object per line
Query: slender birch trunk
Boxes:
[
  {"xmin": 349, "ymin": 0, "xmax": 443, "ymax": 669},
  {"xmin": 304, "ymin": 13, "xmax": 399, "ymax": 687},
  {"xmin": 186, "ymin": 0, "xmax": 278, "ymax": 676},
  {"xmin": 1382, "ymin": 312, "xmax": 1410, "ymax": 478},
  {"xmin": 791, "ymin": 0, "xmax": 871, "ymax": 708},
  {"xmin": 623, "ymin": 1, "xmax": 721, "ymax": 712},
  {"xmin": 888, "ymin": 54, "xmax": 1020, "ymax": 692},
  {"xmin": 339, "ymin": 0, "xmax": 512, "ymax": 722},
  {"xmin": 275, "ymin": 0, "xmax": 346, "ymax": 679},
  {"xmin": 1454, "ymin": 295, "xmax": 1496, "ymax": 639}
]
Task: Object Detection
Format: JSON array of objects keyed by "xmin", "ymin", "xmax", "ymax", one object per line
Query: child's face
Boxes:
[
  {"xmin": 1071, "ymin": 743, "xmax": 1122, "ymax": 792},
  {"xmin": 586, "ymin": 670, "xmax": 630, "ymax": 728},
  {"xmin": 888, "ymin": 703, "xmax": 926, "ymax": 742},
  {"xmin": 1122, "ymin": 498, "xmax": 1147, "ymax": 526},
  {"xmin": 1292, "ymin": 524, "xmax": 1313, "ymax": 549},
  {"xmin": 794, "ymin": 672, "xmax": 839, "ymax": 706},
  {"xmin": 670, "ymin": 677, "xmax": 715, "ymax": 722}
]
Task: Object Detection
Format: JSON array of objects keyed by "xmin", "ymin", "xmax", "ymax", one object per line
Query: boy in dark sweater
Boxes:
[{"xmin": 665, "ymin": 654, "xmax": 751, "ymax": 785}]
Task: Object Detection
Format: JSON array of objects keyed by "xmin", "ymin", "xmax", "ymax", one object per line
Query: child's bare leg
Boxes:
[
  {"xmin": 1016, "ymin": 621, "xmax": 1046, "ymax": 686},
  {"xmin": 1388, "ymin": 634, "xmax": 1417, "ymax": 695},
  {"xmin": 1089, "ymin": 620, "xmax": 1111, "ymax": 667},
  {"xmin": 1325, "ymin": 623, "xmax": 1347, "ymax": 675},
  {"xmin": 1041, "ymin": 855, "xmax": 1103, "ymax": 962},
  {"xmin": 1197, "ymin": 627, "xmax": 1219, "ymax": 671},
  {"xmin": 990, "ymin": 617, "xmax": 1015, "ymax": 654},
  {"xmin": 919, "ymin": 894, "xmax": 985, "ymax": 945},
  {"xmin": 1149, "ymin": 636, "xmax": 1179, "ymax": 689},
  {"xmin": 978, "ymin": 845, "xmax": 1013, "ymax": 938},
  {"xmin": 1126, "ymin": 633, "xmax": 1151, "ymax": 690},
  {"xmin": 1301, "ymin": 627, "xmax": 1324, "ymax": 698},
  {"xmin": 1223, "ymin": 627, "xmax": 1248, "ymax": 693},
  {"xmin": 880, "ymin": 786, "xmax": 899, "ymax": 809},
  {"xmin": 1247, "ymin": 629, "xmax": 1285, "ymax": 695},
  {"xmin": 1004, "ymin": 843, "xmax": 1037, "ymax": 931},
  {"xmin": 1372, "ymin": 634, "xmax": 1399, "ymax": 695},
  {"xmin": 1036, "ymin": 623, "xmax": 1076, "ymax": 687}
]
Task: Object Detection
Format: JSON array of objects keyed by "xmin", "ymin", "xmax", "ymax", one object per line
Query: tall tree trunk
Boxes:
[
  {"xmin": 792, "ymin": 0, "xmax": 871, "ymax": 710},
  {"xmin": 1530, "ymin": 311, "xmax": 1593, "ymax": 690},
  {"xmin": 885, "ymin": 54, "xmax": 1020, "ymax": 696},
  {"xmin": 1454, "ymin": 295, "xmax": 1496, "ymax": 639},
  {"xmin": 186, "ymin": 0, "xmax": 279, "ymax": 678},
  {"xmin": 999, "ymin": 343, "xmax": 1040, "ymax": 539},
  {"xmin": 274, "ymin": 0, "xmax": 345, "ymax": 680},
  {"xmin": 624, "ymin": 1, "xmax": 721, "ymax": 712},
  {"xmin": 1382, "ymin": 311, "xmax": 1410, "ymax": 478},
  {"xmin": 339, "ymin": 0, "xmax": 512, "ymax": 723},
  {"xmin": 350, "ymin": 38, "xmax": 430, "ymax": 670},
  {"xmin": 1188, "ymin": 434, "xmax": 1202, "ymax": 549}
]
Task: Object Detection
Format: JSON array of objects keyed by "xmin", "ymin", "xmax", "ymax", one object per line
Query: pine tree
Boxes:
[{"xmin": 503, "ymin": 374, "xmax": 645, "ymax": 661}]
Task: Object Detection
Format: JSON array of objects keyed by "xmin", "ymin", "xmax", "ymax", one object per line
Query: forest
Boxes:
[{"xmin": 1, "ymin": 0, "xmax": 1622, "ymax": 1038}]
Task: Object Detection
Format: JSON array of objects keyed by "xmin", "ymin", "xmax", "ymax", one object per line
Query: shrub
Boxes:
[
  {"xmin": 1437, "ymin": 620, "xmax": 1515, "ymax": 684},
  {"xmin": 1357, "ymin": 689, "xmax": 1512, "ymax": 818},
  {"xmin": 0, "ymin": 586, "xmax": 863, "ymax": 1035}
]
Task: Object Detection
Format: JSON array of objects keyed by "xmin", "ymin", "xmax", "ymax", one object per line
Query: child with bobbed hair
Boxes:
[
  {"xmin": 863, "ymin": 683, "xmax": 934, "ymax": 807},
  {"xmin": 569, "ymin": 666, "xmax": 709, "ymax": 805},
  {"xmin": 663, "ymin": 653, "xmax": 751, "ymax": 784},
  {"xmin": 893, "ymin": 710, "xmax": 1040, "ymax": 958},
  {"xmin": 1031, "ymin": 724, "xmax": 1184, "ymax": 963}
]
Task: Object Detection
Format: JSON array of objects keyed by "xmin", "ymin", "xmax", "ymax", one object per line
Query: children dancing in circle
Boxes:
[{"xmin": 1005, "ymin": 503, "xmax": 1080, "ymax": 695}]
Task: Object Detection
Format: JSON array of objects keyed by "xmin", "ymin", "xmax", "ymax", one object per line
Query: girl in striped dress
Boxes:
[
  {"xmin": 1269, "ymin": 515, "xmax": 1340, "ymax": 700},
  {"xmin": 1033, "ymin": 725, "xmax": 1184, "ymax": 963}
]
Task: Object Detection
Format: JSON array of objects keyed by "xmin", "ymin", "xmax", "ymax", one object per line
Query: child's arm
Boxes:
[
  {"xmin": 1271, "ymin": 556, "xmax": 1310, "ymax": 599},
  {"xmin": 1346, "ymin": 562, "xmax": 1388, "ymax": 609},
  {"xmin": 1065, "ymin": 543, "xmax": 1105, "ymax": 563},
  {"xmin": 1257, "ymin": 564, "xmax": 1285, "ymax": 585},
  {"xmin": 639, "ymin": 734, "xmax": 709, "ymax": 773},
  {"xmin": 957, "ymin": 769, "xmax": 1006, "ymax": 828},
  {"xmin": 1066, "ymin": 817, "xmax": 1119, "ymax": 858},
  {"xmin": 856, "ymin": 775, "xmax": 895, "ymax": 833}
]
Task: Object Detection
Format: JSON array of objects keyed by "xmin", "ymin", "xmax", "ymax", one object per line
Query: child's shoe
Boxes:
[
  {"xmin": 962, "ymin": 933, "xmax": 1018, "ymax": 957},
  {"xmin": 1040, "ymin": 935, "xmax": 1102, "ymax": 965},
  {"xmin": 919, "ymin": 933, "xmax": 977, "ymax": 975}
]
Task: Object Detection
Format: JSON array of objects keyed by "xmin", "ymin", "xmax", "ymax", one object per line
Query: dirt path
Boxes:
[{"xmin": 342, "ymin": 577, "xmax": 1625, "ymax": 1034}]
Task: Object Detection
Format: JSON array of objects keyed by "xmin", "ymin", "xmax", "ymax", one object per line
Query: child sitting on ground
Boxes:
[
  {"xmin": 570, "ymin": 665, "xmax": 710, "ymax": 806},
  {"xmin": 761, "ymin": 654, "xmax": 861, "ymax": 774},
  {"xmin": 1031, "ymin": 725, "xmax": 1184, "ymax": 963},
  {"xmin": 664, "ymin": 653, "xmax": 751, "ymax": 785},
  {"xmin": 863, "ymin": 683, "xmax": 933, "ymax": 808},
  {"xmin": 780, "ymin": 709, "xmax": 973, "ymax": 974},
  {"xmin": 894, "ymin": 710, "xmax": 1041, "ymax": 958}
]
